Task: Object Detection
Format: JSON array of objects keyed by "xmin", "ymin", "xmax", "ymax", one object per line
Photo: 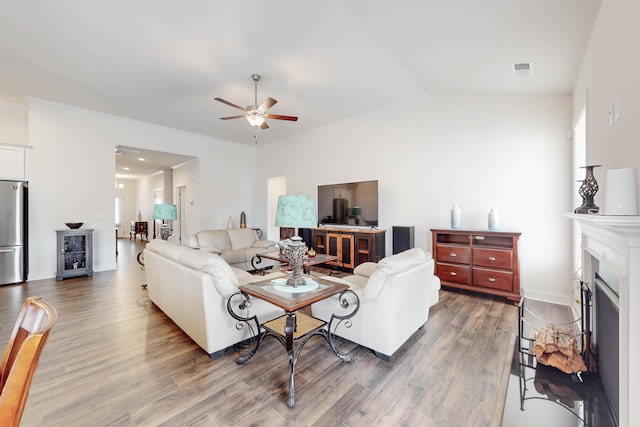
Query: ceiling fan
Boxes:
[{"xmin": 215, "ymin": 74, "xmax": 298, "ymax": 129}]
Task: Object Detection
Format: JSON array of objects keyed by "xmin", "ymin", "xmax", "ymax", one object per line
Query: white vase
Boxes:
[
  {"xmin": 488, "ymin": 208, "xmax": 500, "ymax": 230},
  {"xmin": 227, "ymin": 216, "xmax": 234, "ymax": 229},
  {"xmin": 451, "ymin": 205, "xmax": 461, "ymax": 229}
]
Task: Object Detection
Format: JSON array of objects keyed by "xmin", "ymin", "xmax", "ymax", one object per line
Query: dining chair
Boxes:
[{"xmin": 0, "ymin": 296, "xmax": 58, "ymax": 427}]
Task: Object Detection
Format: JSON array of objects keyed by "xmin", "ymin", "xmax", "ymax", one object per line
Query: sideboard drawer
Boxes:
[
  {"xmin": 472, "ymin": 268, "xmax": 513, "ymax": 291},
  {"xmin": 436, "ymin": 244, "xmax": 470, "ymax": 264},
  {"xmin": 436, "ymin": 263, "xmax": 471, "ymax": 285},
  {"xmin": 472, "ymin": 247, "xmax": 512, "ymax": 270}
]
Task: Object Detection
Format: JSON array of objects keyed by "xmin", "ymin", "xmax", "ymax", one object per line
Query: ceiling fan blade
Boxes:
[
  {"xmin": 258, "ymin": 97, "xmax": 277, "ymax": 112},
  {"xmin": 260, "ymin": 121, "xmax": 269, "ymax": 129},
  {"xmin": 214, "ymin": 97, "xmax": 247, "ymax": 112},
  {"xmin": 266, "ymin": 114, "xmax": 298, "ymax": 122},
  {"xmin": 219, "ymin": 115, "xmax": 246, "ymax": 120}
]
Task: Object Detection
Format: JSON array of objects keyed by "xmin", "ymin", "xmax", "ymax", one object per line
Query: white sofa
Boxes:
[
  {"xmin": 312, "ymin": 248, "xmax": 441, "ymax": 360},
  {"xmin": 144, "ymin": 239, "xmax": 286, "ymax": 357},
  {"xmin": 188, "ymin": 228, "xmax": 278, "ymax": 271}
]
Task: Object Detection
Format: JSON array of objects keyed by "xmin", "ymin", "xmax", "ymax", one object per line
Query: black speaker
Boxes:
[
  {"xmin": 392, "ymin": 226, "xmax": 415, "ymax": 254},
  {"xmin": 298, "ymin": 228, "xmax": 313, "ymax": 247}
]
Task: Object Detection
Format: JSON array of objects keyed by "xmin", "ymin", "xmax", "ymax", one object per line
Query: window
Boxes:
[{"xmin": 115, "ymin": 195, "xmax": 124, "ymax": 226}]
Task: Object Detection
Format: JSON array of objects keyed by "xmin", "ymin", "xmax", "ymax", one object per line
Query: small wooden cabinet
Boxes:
[
  {"xmin": 312, "ymin": 227, "xmax": 386, "ymax": 270},
  {"xmin": 56, "ymin": 229, "xmax": 93, "ymax": 280},
  {"xmin": 431, "ymin": 228, "xmax": 521, "ymax": 303}
]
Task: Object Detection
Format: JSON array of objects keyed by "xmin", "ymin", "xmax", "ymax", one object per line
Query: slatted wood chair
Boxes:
[{"xmin": 0, "ymin": 296, "xmax": 58, "ymax": 427}]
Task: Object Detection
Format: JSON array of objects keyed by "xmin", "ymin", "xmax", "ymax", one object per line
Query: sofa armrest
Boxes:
[{"xmin": 252, "ymin": 239, "xmax": 277, "ymax": 250}]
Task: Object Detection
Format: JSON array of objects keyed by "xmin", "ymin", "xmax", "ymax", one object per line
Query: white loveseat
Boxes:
[
  {"xmin": 144, "ymin": 239, "xmax": 285, "ymax": 357},
  {"xmin": 312, "ymin": 248, "xmax": 441, "ymax": 360},
  {"xmin": 188, "ymin": 228, "xmax": 278, "ymax": 271}
]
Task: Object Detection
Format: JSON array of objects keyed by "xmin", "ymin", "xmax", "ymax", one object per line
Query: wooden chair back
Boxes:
[{"xmin": 0, "ymin": 296, "xmax": 58, "ymax": 427}]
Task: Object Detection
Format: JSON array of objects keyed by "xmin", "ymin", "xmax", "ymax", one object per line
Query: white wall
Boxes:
[
  {"xmin": 27, "ymin": 98, "xmax": 257, "ymax": 280},
  {"xmin": 573, "ymin": 1, "xmax": 640, "ymax": 425},
  {"xmin": 256, "ymin": 93, "xmax": 574, "ymax": 302},
  {"xmin": 573, "ymin": 0, "xmax": 640, "ymax": 201}
]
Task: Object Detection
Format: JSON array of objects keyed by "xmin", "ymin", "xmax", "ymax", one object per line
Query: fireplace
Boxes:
[
  {"xmin": 594, "ymin": 269, "xmax": 620, "ymax": 422},
  {"xmin": 568, "ymin": 213, "xmax": 640, "ymax": 427}
]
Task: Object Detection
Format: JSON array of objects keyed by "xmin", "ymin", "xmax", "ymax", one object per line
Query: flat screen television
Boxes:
[{"xmin": 317, "ymin": 180, "xmax": 378, "ymax": 227}]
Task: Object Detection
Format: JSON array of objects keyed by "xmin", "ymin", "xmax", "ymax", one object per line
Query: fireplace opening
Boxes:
[{"xmin": 594, "ymin": 271, "xmax": 620, "ymax": 424}]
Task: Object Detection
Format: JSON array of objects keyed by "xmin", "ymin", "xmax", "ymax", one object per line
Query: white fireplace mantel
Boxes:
[{"xmin": 567, "ymin": 213, "xmax": 640, "ymax": 427}]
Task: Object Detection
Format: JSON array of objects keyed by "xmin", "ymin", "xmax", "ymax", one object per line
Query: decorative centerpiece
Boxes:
[
  {"xmin": 575, "ymin": 165, "xmax": 601, "ymax": 214},
  {"xmin": 274, "ymin": 194, "xmax": 318, "ymax": 288},
  {"xmin": 65, "ymin": 222, "xmax": 83, "ymax": 229}
]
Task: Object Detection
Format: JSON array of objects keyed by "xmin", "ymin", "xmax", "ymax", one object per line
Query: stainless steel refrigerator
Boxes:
[{"xmin": 0, "ymin": 180, "xmax": 28, "ymax": 285}]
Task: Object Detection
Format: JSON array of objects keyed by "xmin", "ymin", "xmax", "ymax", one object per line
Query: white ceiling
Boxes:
[{"xmin": 0, "ymin": 0, "xmax": 601, "ymax": 172}]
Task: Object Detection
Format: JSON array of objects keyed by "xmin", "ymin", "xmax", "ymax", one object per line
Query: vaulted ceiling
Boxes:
[{"xmin": 0, "ymin": 0, "xmax": 601, "ymax": 148}]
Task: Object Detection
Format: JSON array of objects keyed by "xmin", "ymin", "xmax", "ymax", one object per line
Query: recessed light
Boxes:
[
  {"xmin": 138, "ymin": 158, "xmax": 146, "ymax": 162},
  {"xmin": 123, "ymin": 167, "xmax": 130, "ymax": 171}
]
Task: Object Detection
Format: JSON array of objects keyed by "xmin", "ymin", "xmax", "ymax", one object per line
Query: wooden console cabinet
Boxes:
[
  {"xmin": 311, "ymin": 227, "xmax": 386, "ymax": 270},
  {"xmin": 431, "ymin": 229, "xmax": 521, "ymax": 303},
  {"xmin": 130, "ymin": 221, "xmax": 148, "ymax": 240}
]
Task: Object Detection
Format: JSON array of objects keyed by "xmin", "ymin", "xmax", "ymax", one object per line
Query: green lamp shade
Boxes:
[
  {"xmin": 153, "ymin": 203, "xmax": 177, "ymax": 221},
  {"xmin": 274, "ymin": 195, "xmax": 317, "ymax": 228}
]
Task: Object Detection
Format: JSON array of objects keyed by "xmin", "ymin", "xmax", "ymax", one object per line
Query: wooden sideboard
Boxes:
[
  {"xmin": 311, "ymin": 227, "xmax": 386, "ymax": 270},
  {"xmin": 431, "ymin": 228, "xmax": 521, "ymax": 303}
]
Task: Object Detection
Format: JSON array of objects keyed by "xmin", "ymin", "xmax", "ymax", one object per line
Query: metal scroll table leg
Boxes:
[
  {"xmin": 226, "ymin": 292, "xmax": 264, "ymax": 364},
  {"xmin": 285, "ymin": 313, "xmax": 297, "ymax": 407},
  {"xmin": 251, "ymin": 255, "xmax": 266, "ymax": 275},
  {"xmin": 322, "ymin": 289, "xmax": 360, "ymax": 362}
]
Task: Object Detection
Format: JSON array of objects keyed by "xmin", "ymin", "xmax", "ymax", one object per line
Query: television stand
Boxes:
[{"xmin": 311, "ymin": 227, "xmax": 386, "ymax": 270}]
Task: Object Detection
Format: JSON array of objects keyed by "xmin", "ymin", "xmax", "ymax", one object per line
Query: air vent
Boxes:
[
  {"xmin": 115, "ymin": 148, "xmax": 140, "ymax": 156},
  {"xmin": 512, "ymin": 62, "xmax": 533, "ymax": 77}
]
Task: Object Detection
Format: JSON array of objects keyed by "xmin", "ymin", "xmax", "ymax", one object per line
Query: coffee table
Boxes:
[
  {"xmin": 226, "ymin": 275, "xmax": 359, "ymax": 407},
  {"xmin": 251, "ymin": 251, "xmax": 338, "ymax": 274}
]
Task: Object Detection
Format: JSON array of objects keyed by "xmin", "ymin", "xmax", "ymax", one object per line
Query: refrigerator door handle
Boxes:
[{"xmin": 0, "ymin": 248, "xmax": 16, "ymax": 253}]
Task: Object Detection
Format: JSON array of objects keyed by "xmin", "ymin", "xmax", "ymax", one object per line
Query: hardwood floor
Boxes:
[{"xmin": 0, "ymin": 239, "xmax": 517, "ymax": 426}]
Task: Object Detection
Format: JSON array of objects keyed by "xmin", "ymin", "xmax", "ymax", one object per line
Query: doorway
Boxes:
[{"xmin": 267, "ymin": 176, "xmax": 286, "ymax": 242}]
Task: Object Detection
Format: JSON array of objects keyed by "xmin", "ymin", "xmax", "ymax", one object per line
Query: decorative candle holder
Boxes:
[{"xmin": 574, "ymin": 165, "xmax": 601, "ymax": 214}]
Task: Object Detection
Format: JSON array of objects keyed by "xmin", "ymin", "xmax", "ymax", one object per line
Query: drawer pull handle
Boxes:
[
  {"xmin": 488, "ymin": 256, "xmax": 496, "ymax": 261},
  {"xmin": 488, "ymin": 277, "xmax": 496, "ymax": 282},
  {"xmin": 450, "ymin": 272, "xmax": 457, "ymax": 276},
  {"xmin": 475, "ymin": 236, "xmax": 485, "ymax": 240},
  {"xmin": 450, "ymin": 253, "xmax": 457, "ymax": 257}
]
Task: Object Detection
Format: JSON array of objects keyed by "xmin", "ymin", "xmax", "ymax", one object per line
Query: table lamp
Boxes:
[
  {"xmin": 153, "ymin": 203, "xmax": 177, "ymax": 240},
  {"xmin": 351, "ymin": 206, "xmax": 362, "ymax": 225},
  {"xmin": 274, "ymin": 195, "xmax": 318, "ymax": 287}
]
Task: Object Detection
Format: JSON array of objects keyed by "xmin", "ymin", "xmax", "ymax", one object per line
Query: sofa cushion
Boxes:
[
  {"xmin": 358, "ymin": 249, "xmax": 428, "ymax": 302},
  {"xmin": 353, "ymin": 262, "xmax": 377, "ymax": 278},
  {"xmin": 377, "ymin": 248, "xmax": 427, "ymax": 275},
  {"xmin": 195, "ymin": 230, "xmax": 232, "ymax": 251},
  {"xmin": 176, "ymin": 247, "xmax": 239, "ymax": 298},
  {"xmin": 221, "ymin": 250, "xmax": 249, "ymax": 265},
  {"xmin": 147, "ymin": 239, "xmax": 188, "ymax": 262},
  {"xmin": 227, "ymin": 228, "xmax": 258, "ymax": 250}
]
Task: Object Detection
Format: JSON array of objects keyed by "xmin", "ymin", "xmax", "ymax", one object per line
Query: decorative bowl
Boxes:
[{"xmin": 65, "ymin": 222, "xmax": 83, "ymax": 229}]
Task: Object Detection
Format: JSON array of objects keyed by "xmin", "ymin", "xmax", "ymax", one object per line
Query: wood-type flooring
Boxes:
[{"xmin": 0, "ymin": 239, "xmax": 517, "ymax": 426}]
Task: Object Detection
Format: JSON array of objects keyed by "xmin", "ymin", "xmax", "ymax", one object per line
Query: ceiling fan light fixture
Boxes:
[{"xmin": 246, "ymin": 112, "xmax": 266, "ymax": 127}]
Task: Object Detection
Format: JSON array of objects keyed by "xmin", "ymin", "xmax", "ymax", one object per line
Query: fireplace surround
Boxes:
[{"xmin": 568, "ymin": 213, "xmax": 640, "ymax": 426}]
